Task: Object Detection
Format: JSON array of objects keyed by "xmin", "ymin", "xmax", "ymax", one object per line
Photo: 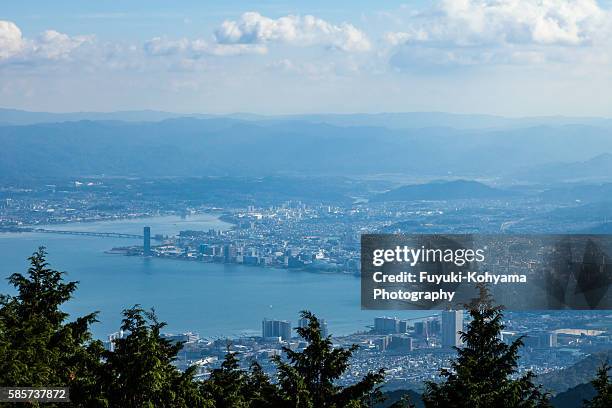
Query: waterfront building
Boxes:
[
  {"xmin": 374, "ymin": 317, "xmax": 400, "ymax": 335},
  {"xmin": 262, "ymin": 318, "xmax": 291, "ymax": 341},
  {"xmin": 143, "ymin": 226, "xmax": 151, "ymax": 255},
  {"xmin": 441, "ymin": 310, "xmax": 464, "ymax": 348}
]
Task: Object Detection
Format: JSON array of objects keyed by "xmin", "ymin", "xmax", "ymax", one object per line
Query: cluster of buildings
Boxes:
[
  {"xmin": 131, "ymin": 202, "xmax": 367, "ymax": 274},
  {"xmin": 370, "ymin": 311, "xmax": 462, "ymax": 352},
  {"xmin": 128, "ymin": 196, "xmax": 606, "ymax": 282},
  {"xmin": 125, "ymin": 196, "xmax": 532, "ymax": 274},
  {"xmin": 0, "ymin": 182, "xmax": 169, "ymax": 227},
  {"xmin": 262, "ymin": 317, "xmax": 329, "ymax": 341},
  {"xmin": 100, "ymin": 309, "xmax": 611, "ymax": 389},
  {"xmin": 4, "ymin": 181, "xmax": 612, "ymax": 390}
]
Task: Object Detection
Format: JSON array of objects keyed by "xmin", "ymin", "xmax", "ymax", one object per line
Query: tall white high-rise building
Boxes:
[
  {"xmin": 441, "ymin": 310, "xmax": 464, "ymax": 348},
  {"xmin": 262, "ymin": 318, "xmax": 291, "ymax": 341},
  {"xmin": 143, "ymin": 226, "xmax": 151, "ymax": 255}
]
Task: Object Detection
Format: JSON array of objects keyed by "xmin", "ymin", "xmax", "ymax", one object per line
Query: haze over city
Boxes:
[
  {"xmin": 2, "ymin": 2, "xmax": 612, "ymax": 407},
  {"xmin": 2, "ymin": 0, "xmax": 612, "ymax": 116}
]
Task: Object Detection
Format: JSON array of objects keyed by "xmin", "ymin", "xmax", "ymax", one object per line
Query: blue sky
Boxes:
[{"xmin": 1, "ymin": 1, "xmax": 612, "ymax": 116}]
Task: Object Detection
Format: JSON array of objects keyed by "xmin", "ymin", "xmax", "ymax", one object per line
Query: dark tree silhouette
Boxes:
[
  {"xmin": 0, "ymin": 247, "xmax": 104, "ymax": 407},
  {"xmin": 243, "ymin": 361, "xmax": 284, "ymax": 407},
  {"xmin": 422, "ymin": 284, "xmax": 550, "ymax": 408},
  {"xmin": 583, "ymin": 362, "xmax": 612, "ymax": 408},
  {"xmin": 201, "ymin": 345, "xmax": 251, "ymax": 407},
  {"xmin": 100, "ymin": 305, "xmax": 211, "ymax": 407},
  {"xmin": 0, "ymin": 249, "xmax": 390, "ymax": 408},
  {"xmin": 273, "ymin": 310, "xmax": 385, "ymax": 408},
  {"xmin": 201, "ymin": 344, "xmax": 286, "ymax": 407}
]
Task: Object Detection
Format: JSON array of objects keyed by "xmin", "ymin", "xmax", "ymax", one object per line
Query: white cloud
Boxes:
[
  {"xmin": 144, "ymin": 36, "xmax": 267, "ymax": 58},
  {"xmin": 384, "ymin": 30, "xmax": 429, "ymax": 47},
  {"xmin": 192, "ymin": 40, "xmax": 267, "ymax": 57},
  {"xmin": 34, "ymin": 30, "xmax": 93, "ymax": 59},
  {"xmin": 214, "ymin": 12, "xmax": 371, "ymax": 52},
  {"xmin": 144, "ymin": 37, "xmax": 190, "ymax": 56},
  {"xmin": 0, "ymin": 20, "xmax": 25, "ymax": 59},
  {"xmin": 387, "ymin": 0, "xmax": 609, "ymax": 47},
  {"xmin": 384, "ymin": 0, "xmax": 612, "ymax": 70},
  {"xmin": 0, "ymin": 20, "xmax": 91, "ymax": 62},
  {"xmin": 268, "ymin": 58, "xmax": 339, "ymax": 79}
]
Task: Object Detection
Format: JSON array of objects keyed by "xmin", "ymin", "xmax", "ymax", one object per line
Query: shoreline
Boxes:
[
  {"xmin": 0, "ymin": 209, "xmax": 233, "ymax": 235},
  {"xmin": 107, "ymin": 247, "xmax": 360, "ymax": 277},
  {"xmin": 1, "ymin": 209, "xmax": 231, "ymax": 231}
]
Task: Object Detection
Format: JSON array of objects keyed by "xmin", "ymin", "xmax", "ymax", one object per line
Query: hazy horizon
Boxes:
[
  {"xmin": 2, "ymin": 106, "xmax": 612, "ymax": 120},
  {"xmin": 3, "ymin": 0, "xmax": 612, "ymax": 116}
]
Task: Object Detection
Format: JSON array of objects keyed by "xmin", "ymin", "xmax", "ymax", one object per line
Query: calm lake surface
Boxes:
[{"xmin": 0, "ymin": 214, "xmax": 429, "ymax": 339}]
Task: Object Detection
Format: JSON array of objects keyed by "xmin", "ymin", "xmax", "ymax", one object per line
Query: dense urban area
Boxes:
[{"xmin": 1, "ymin": 176, "xmax": 611, "ymax": 391}]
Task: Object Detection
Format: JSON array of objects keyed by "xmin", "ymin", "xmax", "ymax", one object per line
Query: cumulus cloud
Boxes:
[
  {"xmin": 144, "ymin": 36, "xmax": 267, "ymax": 58},
  {"xmin": 384, "ymin": 0, "xmax": 612, "ymax": 70},
  {"xmin": 384, "ymin": 30, "xmax": 429, "ymax": 47},
  {"xmin": 268, "ymin": 58, "xmax": 357, "ymax": 79},
  {"xmin": 214, "ymin": 12, "xmax": 371, "ymax": 52},
  {"xmin": 33, "ymin": 30, "xmax": 93, "ymax": 59},
  {"xmin": 387, "ymin": 0, "xmax": 609, "ymax": 47},
  {"xmin": 0, "ymin": 21, "xmax": 25, "ymax": 59},
  {"xmin": 0, "ymin": 20, "xmax": 91, "ymax": 62}
]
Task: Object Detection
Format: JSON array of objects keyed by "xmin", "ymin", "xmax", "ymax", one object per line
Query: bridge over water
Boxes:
[{"xmin": 28, "ymin": 228, "xmax": 143, "ymax": 239}]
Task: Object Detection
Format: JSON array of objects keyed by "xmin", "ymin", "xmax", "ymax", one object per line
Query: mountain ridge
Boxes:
[
  {"xmin": 2, "ymin": 108, "xmax": 612, "ymax": 129},
  {"xmin": 371, "ymin": 180, "xmax": 514, "ymax": 202},
  {"xmin": 1, "ymin": 118, "xmax": 612, "ymax": 181}
]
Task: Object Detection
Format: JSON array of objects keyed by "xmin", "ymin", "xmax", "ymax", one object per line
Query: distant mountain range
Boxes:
[
  {"xmin": 2, "ymin": 108, "xmax": 612, "ymax": 129},
  {"xmin": 512, "ymin": 153, "xmax": 612, "ymax": 183},
  {"xmin": 378, "ymin": 384, "xmax": 598, "ymax": 408},
  {"xmin": 371, "ymin": 180, "xmax": 514, "ymax": 202},
  {"xmin": 376, "ymin": 349, "xmax": 611, "ymax": 408},
  {"xmin": 2, "ymin": 116, "xmax": 612, "ymax": 181},
  {"xmin": 539, "ymin": 182, "xmax": 612, "ymax": 203},
  {"xmin": 549, "ymin": 382, "xmax": 596, "ymax": 408},
  {"xmin": 277, "ymin": 112, "xmax": 612, "ymax": 131},
  {"xmin": 0, "ymin": 108, "xmax": 208, "ymax": 126},
  {"xmin": 503, "ymin": 201, "xmax": 612, "ymax": 233},
  {"xmin": 539, "ymin": 349, "xmax": 612, "ymax": 395}
]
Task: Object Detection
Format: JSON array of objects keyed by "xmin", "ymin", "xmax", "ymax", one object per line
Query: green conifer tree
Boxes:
[
  {"xmin": 422, "ymin": 285, "xmax": 550, "ymax": 408},
  {"xmin": 583, "ymin": 362, "xmax": 612, "ymax": 408},
  {"xmin": 244, "ymin": 361, "xmax": 284, "ymax": 407},
  {"xmin": 273, "ymin": 310, "xmax": 385, "ymax": 408},
  {"xmin": 0, "ymin": 247, "xmax": 103, "ymax": 407},
  {"xmin": 100, "ymin": 305, "xmax": 211, "ymax": 407},
  {"xmin": 201, "ymin": 345, "xmax": 250, "ymax": 407}
]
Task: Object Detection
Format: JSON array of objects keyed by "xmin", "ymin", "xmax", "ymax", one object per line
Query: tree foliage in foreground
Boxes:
[
  {"xmin": 272, "ymin": 310, "xmax": 385, "ymax": 407},
  {"xmin": 0, "ymin": 247, "xmax": 104, "ymax": 407},
  {"xmin": 583, "ymin": 362, "xmax": 612, "ymax": 408},
  {"xmin": 0, "ymin": 248, "xmax": 386, "ymax": 407},
  {"xmin": 422, "ymin": 284, "xmax": 551, "ymax": 408},
  {"xmin": 100, "ymin": 305, "xmax": 211, "ymax": 407},
  {"xmin": 202, "ymin": 311, "xmax": 385, "ymax": 407}
]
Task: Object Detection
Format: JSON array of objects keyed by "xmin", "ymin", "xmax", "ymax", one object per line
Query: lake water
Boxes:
[{"xmin": 0, "ymin": 214, "xmax": 429, "ymax": 339}]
